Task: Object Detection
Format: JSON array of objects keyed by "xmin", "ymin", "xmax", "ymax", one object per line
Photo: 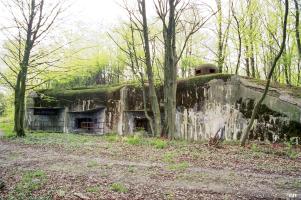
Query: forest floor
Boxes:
[{"xmin": 0, "ymin": 132, "xmax": 301, "ymax": 200}]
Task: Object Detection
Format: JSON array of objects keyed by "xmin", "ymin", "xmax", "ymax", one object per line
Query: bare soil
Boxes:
[{"xmin": 0, "ymin": 133, "xmax": 300, "ymax": 200}]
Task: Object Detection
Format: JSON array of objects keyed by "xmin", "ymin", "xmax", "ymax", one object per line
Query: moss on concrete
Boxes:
[
  {"xmin": 178, "ymin": 73, "xmax": 232, "ymax": 87},
  {"xmin": 246, "ymin": 78, "xmax": 301, "ymax": 98}
]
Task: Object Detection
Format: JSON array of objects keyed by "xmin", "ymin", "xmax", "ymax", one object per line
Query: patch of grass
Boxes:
[
  {"xmin": 6, "ymin": 132, "xmax": 99, "ymax": 148},
  {"xmin": 168, "ymin": 162, "xmax": 189, "ymax": 171},
  {"xmin": 222, "ymin": 140, "xmax": 240, "ymax": 146},
  {"xmin": 251, "ymin": 143, "xmax": 260, "ymax": 153},
  {"xmin": 150, "ymin": 139, "xmax": 168, "ymax": 149},
  {"xmin": 17, "ymin": 170, "xmax": 47, "ymax": 192},
  {"xmin": 110, "ymin": 183, "xmax": 128, "ymax": 193},
  {"xmin": 285, "ymin": 143, "xmax": 299, "ymax": 159},
  {"xmin": 104, "ymin": 134, "xmax": 119, "ymax": 142},
  {"xmin": 124, "ymin": 135, "xmax": 141, "ymax": 145},
  {"xmin": 163, "ymin": 152, "xmax": 176, "ymax": 163},
  {"xmin": 128, "ymin": 165, "xmax": 135, "ymax": 173},
  {"xmin": 86, "ymin": 185, "xmax": 100, "ymax": 193},
  {"xmin": 87, "ymin": 160, "xmax": 99, "ymax": 168},
  {"xmin": 8, "ymin": 170, "xmax": 48, "ymax": 199},
  {"xmin": 56, "ymin": 190, "xmax": 66, "ymax": 198}
]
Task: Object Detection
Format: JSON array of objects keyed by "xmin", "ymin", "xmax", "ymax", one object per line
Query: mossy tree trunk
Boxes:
[
  {"xmin": 162, "ymin": 0, "xmax": 177, "ymax": 139},
  {"xmin": 240, "ymin": 0, "xmax": 289, "ymax": 146}
]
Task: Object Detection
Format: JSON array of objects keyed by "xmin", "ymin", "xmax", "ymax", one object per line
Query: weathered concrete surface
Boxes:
[
  {"xmin": 28, "ymin": 75, "xmax": 301, "ymax": 142},
  {"xmin": 174, "ymin": 76, "xmax": 301, "ymax": 142}
]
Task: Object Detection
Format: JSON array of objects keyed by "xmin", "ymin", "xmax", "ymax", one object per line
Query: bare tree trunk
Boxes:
[
  {"xmin": 232, "ymin": 7, "xmax": 242, "ymax": 75},
  {"xmin": 217, "ymin": 0, "xmax": 223, "ymax": 72},
  {"xmin": 240, "ymin": 0, "xmax": 289, "ymax": 146},
  {"xmin": 245, "ymin": 48, "xmax": 250, "ymax": 77},
  {"xmin": 139, "ymin": 0, "xmax": 162, "ymax": 136},
  {"xmin": 250, "ymin": 15, "xmax": 256, "ymax": 78}
]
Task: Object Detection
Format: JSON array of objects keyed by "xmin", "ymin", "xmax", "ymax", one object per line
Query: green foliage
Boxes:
[
  {"xmin": 251, "ymin": 143, "xmax": 260, "ymax": 152},
  {"xmin": 0, "ymin": 119, "xmax": 14, "ymax": 138},
  {"xmin": 163, "ymin": 152, "xmax": 176, "ymax": 164},
  {"xmin": 285, "ymin": 142, "xmax": 299, "ymax": 159},
  {"xmin": 104, "ymin": 133, "xmax": 120, "ymax": 142},
  {"xmin": 110, "ymin": 183, "xmax": 128, "ymax": 193},
  {"xmin": 150, "ymin": 138, "xmax": 168, "ymax": 149},
  {"xmin": 0, "ymin": 93, "xmax": 6, "ymax": 115},
  {"xmin": 0, "ymin": 92, "xmax": 14, "ymax": 118},
  {"xmin": 181, "ymin": 56, "xmax": 203, "ymax": 69},
  {"xmin": 41, "ymin": 85, "xmax": 123, "ymax": 100},
  {"xmin": 124, "ymin": 135, "xmax": 142, "ymax": 145}
]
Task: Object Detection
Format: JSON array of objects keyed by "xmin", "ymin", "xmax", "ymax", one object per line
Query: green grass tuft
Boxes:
[
  {"xmin": 110, "ymin": 183, "xmax": 128, "ymax": 193},
  {"xmin": 86, "ymin": 185, "xmax": 100, "ymax": 193},
  {"xmin": 104, "ymin": 134, "xmax": 119, "ymax": 142},
  {"xmin": 8, "ymin": 170, "xmax": 48, "ymax": 199},
  {"xmin": 168, "ymin": 162, "xmax": 189, "ymax": 171},
  {"xmin": 150, "ymin": 139, "xmax": 168, "ymax": 149},
  {"xmin": 124, "ymin": 135, "xmax": 141, "ymax": 145}
]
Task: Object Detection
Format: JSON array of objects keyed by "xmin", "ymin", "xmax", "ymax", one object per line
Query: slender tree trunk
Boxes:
[
  {"xmin": 245, "ymin": 46, "xmax": 250, "ymax": 77},
  {"xmin": 240, "ymin": 0, "xmax": 289, "ymax": 146},
  {"xmin": 14, "ymin": 73, "xmax": 22, "ymax": 134},
  {"xmin": 217, "ymin": 0, "xmax": 223, "ymax": 72},
  {"xmin": 139, "ymin": 0, "xmax": 162, "ymax": 137},
  {"xmin": 250, "ymin": 45, "xmax": 256, "ymax": 78},
  {"xmin": 294, "ymin": 0, "xmax": 301, "ymax": 85},
  {"xmin": 250, "ymin": 15, "xmax": 256, "ymax": 78},
  {"xmin": 233, "ymin": 12, "xmax": 242, "ymax": 75}
]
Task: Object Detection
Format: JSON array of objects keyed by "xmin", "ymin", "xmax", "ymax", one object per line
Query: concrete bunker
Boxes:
[
  {"xmin": 27, "ymin": 74, "xmax": 301, "ymax": 142},
  {"xmin": 195, "ymin": 64, "xmax": 219, "ymax": 76},
  {"xmin": 27, "ymin": 107, "xmax": 64, "ymax": 132},
  {"xmin": 124, "ymin": 111, "xmax": 152, "ymax": 134},
  {"xmin": 68, "ymin": 107, "xmax": 106, "ymax": 134}
]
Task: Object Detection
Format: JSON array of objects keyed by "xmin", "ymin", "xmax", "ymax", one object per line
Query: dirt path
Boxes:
[{"xmin": 0, "ymin": 139, "xmax": 300, "ymax": 200}]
